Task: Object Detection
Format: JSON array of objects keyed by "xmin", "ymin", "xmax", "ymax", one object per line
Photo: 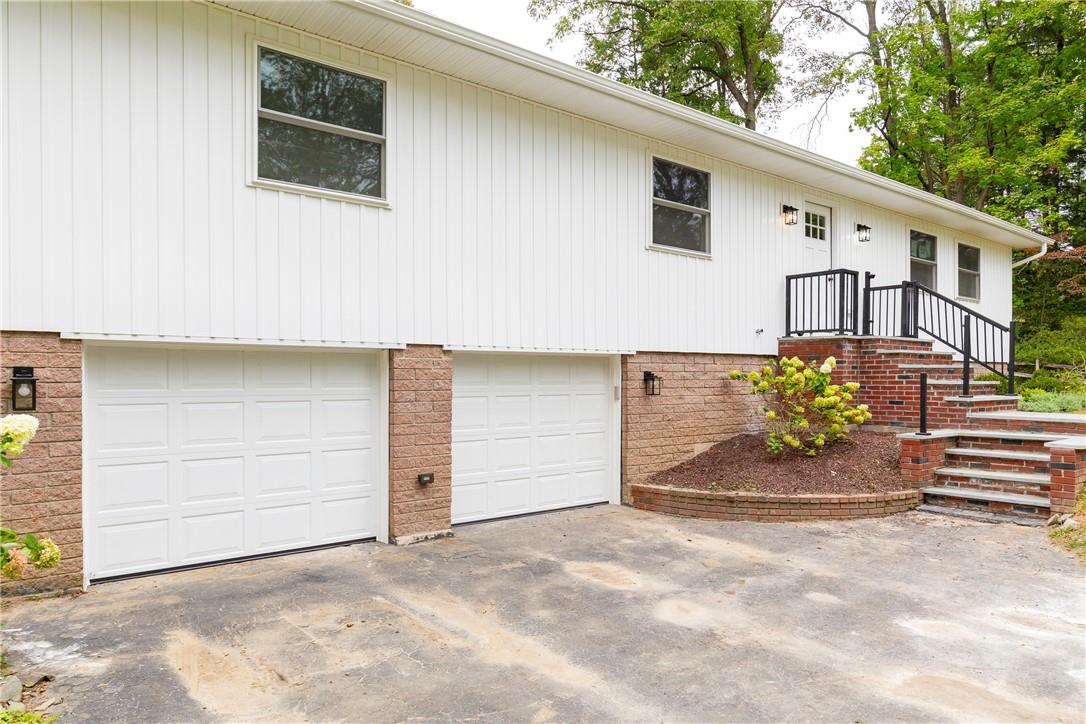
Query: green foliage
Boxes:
[
  {"xmin": 730, "ymin": 356, "xmax": 872, "ymax": 456},
  {"xmin": 1015, "ymin": 316, "xmax": 1086, "ymax": 367},
  {"xmin": 1, "ymin": 526, "xmax": 62, "ymax": 580},
  {"xmin": 975, "ymin": 372, "xmax": 1008, "ymax": 395},
  {"xmin": 0, "ymin": 712, "xmax": 57, "ymax": 724},
  {"xmin": 528, "ymin": 0, "xmax": 785, "ymax": 130},
  {"xmin": 1019, "ymin": 391, "xmax": 1086, "ymax": 413}
]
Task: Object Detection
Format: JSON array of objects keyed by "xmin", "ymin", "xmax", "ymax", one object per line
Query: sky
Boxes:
[{"xmin": 413, "ymin": 0, "xmax": 871, "ymax": 167}]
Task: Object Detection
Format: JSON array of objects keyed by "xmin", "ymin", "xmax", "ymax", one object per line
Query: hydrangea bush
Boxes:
[
  {"xmin": 730, "ymin": 356, "xmax": 872, "ymax": 456},
  {"xmin": 1, "ymin": 414, "xmax": 62, "ymax": 580}
]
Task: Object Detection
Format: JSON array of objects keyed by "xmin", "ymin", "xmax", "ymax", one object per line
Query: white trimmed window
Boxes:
[
  {"xmin": 910, "ymin": 230, "xmax": 938, "ymax": 289},
  {"xmin": 256, "ymin": 46, "xmax": 386, "ymax": 199},
  {"xmin": 957, "ymin": 243, "xmax": 981, "ymax": 300},
  {"xmin": 651, "ymin": 157, "xmax": 710, "ymax": 254}
]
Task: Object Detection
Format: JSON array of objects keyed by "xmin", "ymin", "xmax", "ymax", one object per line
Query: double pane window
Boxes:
[
  {"xmin": 958, "ymin": 243, "xmax": 981, "ymax": 300},
  {"xmin": 257, "ymin": 47, "xmax": 386, "ymax": 199},
  {"xmin": 910, "ymin": 230, "xmax": 938, "ymax": 289},
  {"xmin": 651, "ymin": 158, "xmax": 710, "ymax": 254}
]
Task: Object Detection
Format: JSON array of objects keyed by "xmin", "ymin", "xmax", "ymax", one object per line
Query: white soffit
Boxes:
[{"xmin": 212, "ymin": 0, "xmax": 1047, "ymax": 250}]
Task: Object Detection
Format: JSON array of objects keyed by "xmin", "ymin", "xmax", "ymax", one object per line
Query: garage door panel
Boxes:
[
  {"xmin": 254, "ymin": 400, "xmax": 312, "ymax": 442},
  {"xmin": 181, "ymin": 511, "xmax": 246, "ymax": 562},
  {"xmin": 95, "ymin": 461, "xmax": 170, "ymax": 513},
  {"xmin": 86, "ymin": 347, "xmax": 382, "ymax": 579},
  {"xmin": 452, "ymin": 354, "xmax": 614, "ymax": 524},
  {"xmin": 180, "ymin": 350, "xmax": 245, "ymax": 391},
  {"xmin": 255, "ymin": 502, "xmax": 312, "ymax": 551},
  {"xmin": 180, "ymin": 457, "xmax": 245, "ymax": 505},
  {"xmin": 97, "ymin": 403, "xmax": 169, "ymax": 453},
  {"xmin": 181, "ymin": 402, "xmax": 245, "ymax": 447},
  {"xmin": 96, "ymin": 519, "xmax": 170, "ymax": 574}
]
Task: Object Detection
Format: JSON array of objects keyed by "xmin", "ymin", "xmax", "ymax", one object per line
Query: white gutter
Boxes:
[{"xmin": 1011, "ymin": 241, "xmax": 1049, "ymax": 269}]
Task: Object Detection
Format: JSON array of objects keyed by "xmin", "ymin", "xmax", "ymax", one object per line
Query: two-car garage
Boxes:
[{"xmin": 83, "ymin": 346, "xmax": 619, "ymax": 580}]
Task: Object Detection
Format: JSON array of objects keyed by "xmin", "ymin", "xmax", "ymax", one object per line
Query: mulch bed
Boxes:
[{"xmin": 649, "ymin": 431, "xmax": 903, "ymax": 495}]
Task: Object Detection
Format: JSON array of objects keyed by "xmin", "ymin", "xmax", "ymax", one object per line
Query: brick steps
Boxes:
[
  {"xmin": 915, "ymin": 503, "xmax": 1047, "ymax": 527},
  {"xmin": 920, "ymin": 485, "xmax": 1050, "ymax": 518},
  {"xmin": 966, "ymin": 411, "xmax": 1086, "ymax": 436}
]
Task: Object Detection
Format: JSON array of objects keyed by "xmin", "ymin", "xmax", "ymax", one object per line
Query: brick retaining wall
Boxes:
[{"xmin": 630, "ymin": 483, "xmax": 920, "ymax": 522}]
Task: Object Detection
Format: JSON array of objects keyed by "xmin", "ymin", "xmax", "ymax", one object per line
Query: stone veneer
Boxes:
[
  {"xmin": 388, "ymin": 345, "xmax": 453, "ymax": 543},
  {"xmin": 0, "ymin": 331, "xmax": 84, "ymax": 593},
  {"xmin": 621, "ymin": 351, "xmax": 766, "ymax": 501}
]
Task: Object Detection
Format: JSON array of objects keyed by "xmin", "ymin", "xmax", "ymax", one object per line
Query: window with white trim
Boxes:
[
  {"xmin": 957, "ymin": 243, "xmax": 981, "ymax": 300},
  {"xmin": 257, "ymin": 46, "xmax": 386, "ymax": 199},
  {"xmin": 910, "ymin": 230, "xmax": 938, "ymax": 289},
  {"xmin": 651, "ymin": 157, "xmax": 710, "ymax": 254}
]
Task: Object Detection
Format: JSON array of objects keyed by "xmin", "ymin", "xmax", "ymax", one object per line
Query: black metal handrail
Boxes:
[
  {"xmin": 784, "ymin": 269, "xmax": 859, "ymax": 337},
  {"xmin": 784, "ymin": 269, "xmax": 1016, "ymax": 395}
]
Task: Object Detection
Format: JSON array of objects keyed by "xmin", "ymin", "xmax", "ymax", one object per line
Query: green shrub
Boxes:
[
  {"xmin": 0, "ymin": 712, "xmax": 57, "ymax": 724},
  {"xmin": 1020, "ymin": 371, "xmax": 1064, "ymax": 392},
  {"xmin": 1018, "ymin": 391, "xmax": 1086, "ymax": 413},
  {"xmin": 1015, "ymin": 316, "xmax": 1086, "ymax": 367},
  {"xmin": 975, "ymin": 372, "xmax": 1008, "ymax": 394},
  {"xmin": 730, "ymin": 356, "xmax": 872, "ymax": 456}
]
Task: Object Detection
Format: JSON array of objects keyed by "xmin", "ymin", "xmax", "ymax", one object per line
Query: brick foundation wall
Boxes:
[
  {"xmin": 0, "ymin": 331, "xmax": 83, "ymax": 593},
  {"xmin": 1049, "ymin": 444, "xmax": 1086, "ymax": 515},
  {"xmin": 388, "ymin": 345, "xmax": 453, "ymax": 542},
  {"xmin": 630, "ymin": 483, "xmax": 920, "ymax": 521},
  {"xmin": 899, "ymin": 434, "xmax": 953, "ymax": 487},
  {"xmin": 621, "ymin": 352, "xmax": 766, "ymax": 500}
]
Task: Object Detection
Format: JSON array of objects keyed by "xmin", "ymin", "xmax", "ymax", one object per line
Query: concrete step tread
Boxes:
[
  {"xmin": 898, "ymin": 364, "xmax": 961, "ymax": 370},
  {"xmin": 921, "ymin": 486, "xmax": 1050, "ymax": 508},
  {"xmin": 945, "ymin": 447, "xmax": 1050, "ymax": 462},
  {"xmin": 875, "ymin": 349, "xmax": 952, "ymax": 357},
  {"xmin": 935, "ymin": 466, "xmax": 1050, "ymax": 484},
  {"xmin": 956, "ymin": 429, "xmax": 1069, "ymax": 441},
  {"xmin": 916, "ymin": 504, "xmax": 1045, "ymax": 527},
  {"xmin": 968, "ymin": 410, "xmax": 1086, "ymax": 425},
  {"xmin": 944, "ymin": 395, "xmax": 1022, "ymax": 403},
  {"xmin": 926, "ymin": 379, "xmax": 997, "ymax": 386}
]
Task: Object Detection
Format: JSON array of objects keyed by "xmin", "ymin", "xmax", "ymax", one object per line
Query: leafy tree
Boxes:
[{"xmin": 528, "ymin": 0, "xmax": 788, "ymax": 130}]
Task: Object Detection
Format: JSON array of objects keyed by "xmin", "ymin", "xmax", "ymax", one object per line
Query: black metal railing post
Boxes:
[
  {"xmin": 785, "ymin": 277, "xmax": 792, "ymax": 337},
  {"xmin": 851, "ymin": 272, "xmax": 860, "ymax": 335},
  {"xmin": 961, "ymin": 314, "xmax": 972, "ymax": 397},
  {"xmin": 862, "ymin": 272, "xmax": 875, "ymax": 336},
  {"xmin": 837, "ymin": 271, "xmax": 847, "ymax": 334},
  {"xmin": 918, "ymin": 372, "xmax": 930, "ymax": 435},
  {"xmin": 1007, "ymin": 320, "xmax": 1016, "ymax": 396},
  {"xmin": 899, "ymin": 281, "xmax": 911, "ymax": 337}
]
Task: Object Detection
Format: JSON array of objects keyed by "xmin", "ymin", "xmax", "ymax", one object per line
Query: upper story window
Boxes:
[
  {"xmin": 651, "ymin": 157, "xmax": 710, "ymax": 255},
  {"xmin": 910, "ymin": 230, "xmax": 938, "ymax": 289},
  {"xmin": 957, "ymin": 243, "xmax": 981, "ymax": 300},
  {"xmin": 257, "ymin": 46, "xmax": 386, "ymax": 199}
]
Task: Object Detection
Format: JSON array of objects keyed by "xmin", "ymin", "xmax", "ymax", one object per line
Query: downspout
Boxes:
[{"xmin": 1011, "ymin": 241, "xmax": 1049, "ymax": 269}]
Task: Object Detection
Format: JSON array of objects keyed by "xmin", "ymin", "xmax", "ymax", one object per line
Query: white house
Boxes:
[{"xmin": 0, "ymin": 0, "xmax": 1047, "ymax": 590}]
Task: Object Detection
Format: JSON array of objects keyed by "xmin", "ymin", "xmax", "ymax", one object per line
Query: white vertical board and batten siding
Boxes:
[{"xmin": 3, "ymin": 0, "xmax": 1011, "ymax": 354}]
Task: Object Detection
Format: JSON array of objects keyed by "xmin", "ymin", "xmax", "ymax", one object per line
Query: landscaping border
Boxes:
[{"xmin": 629, "ymin": 483, "xmax": 920, "ymax": 522}]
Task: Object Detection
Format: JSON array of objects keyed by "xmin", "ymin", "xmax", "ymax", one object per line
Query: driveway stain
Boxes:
[
  {"xmin": 562, "ymin": 561, "xmax": 672, "ymax": 591},
  {"xmin": 894, "ymin": 673, "xmax": 1079, "ymax": 723}
]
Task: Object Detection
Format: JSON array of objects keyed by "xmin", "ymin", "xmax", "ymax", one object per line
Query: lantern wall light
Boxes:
[
  {"xmin": 643, "ymin": 370, "xmax": 662, "ymax": 396},
  {"xmin": 782, "ymin": 205, "xmax": 799, "ymax": 225},
  {"xmin": 11, "ymin": 367, "xmax": 37, "ymax": 412},
  {"xmin": 856, "ymin": 223, "xmax": 872, "ymax": 243}
]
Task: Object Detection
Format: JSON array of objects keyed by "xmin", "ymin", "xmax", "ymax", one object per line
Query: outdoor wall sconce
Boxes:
[
  {"xmin": 643, "ymin": 370, "xmax": 662, "ymax": 396},
  {"xmin": 10, "ymin": 367, "xmax": 37, "ymax": 411},
  {"xmin": 782, "ymin": 205, "xmax": 799, "ymax": 225},
  {"xmin": 856, "ymin": 223, "xmax": 872, "ymax": 242}
]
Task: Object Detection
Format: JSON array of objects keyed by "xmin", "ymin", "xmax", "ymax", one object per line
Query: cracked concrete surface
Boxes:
[{"xmin": 2, "ymin": 506, "xmax": 1084, "ymax": 722}]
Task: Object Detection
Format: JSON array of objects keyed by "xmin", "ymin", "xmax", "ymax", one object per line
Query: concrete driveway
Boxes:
[{"xmin": 3, "ymin": 506, "xmax": 1084, "ymax": 722}]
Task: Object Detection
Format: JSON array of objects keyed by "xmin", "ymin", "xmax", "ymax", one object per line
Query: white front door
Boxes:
[
  {"xmin": 451, "ymin": 354, "xmax": 616, "ymax": 524},
  {"xmin": 803, "ymin": 202, "xmax": 833, "ymax": 270},
  {"xmin": 85, "ymin": 345, "xmax": 384, "ymax": 579}
]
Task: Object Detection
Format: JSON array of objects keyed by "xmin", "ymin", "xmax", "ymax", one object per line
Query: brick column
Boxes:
[
  {"xmin": 1048, "ymin": 441, "xmax": 1086, "ymax": 515},
  {"xmin": 0, "ymin": 331, "xmax": 83, "ymax": 593},
  {"xmin": 388, "ymin": 345, "xmax": 453, "ymax": 544},
  {"xmin": 899, "ymin": 433, "xmax": 953, "ymax": 487}
]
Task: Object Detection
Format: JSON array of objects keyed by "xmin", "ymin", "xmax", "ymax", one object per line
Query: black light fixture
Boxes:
[
  {"xmin": 10, "ymin": 367, "xmax": 37, "ymax": 412},
  {"xmin": 782, "ymin": 205, "xmax": 799, "ymax": 225},
  {"xmin": 643, "ymin": 370, "xmax": 662, "ymax": 396},
  {"xmin": 856, "ymin": 223, "xmax": 872, "ymax": 243}
]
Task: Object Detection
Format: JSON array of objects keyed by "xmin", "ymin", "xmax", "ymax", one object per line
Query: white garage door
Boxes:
[
  {"xmin": 85, "ymin": 346, "xmax": 384, "ymax": 579},
  {"xmin": 451, "ymin": 354, "xmax": 616, "ymax": 524}
]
